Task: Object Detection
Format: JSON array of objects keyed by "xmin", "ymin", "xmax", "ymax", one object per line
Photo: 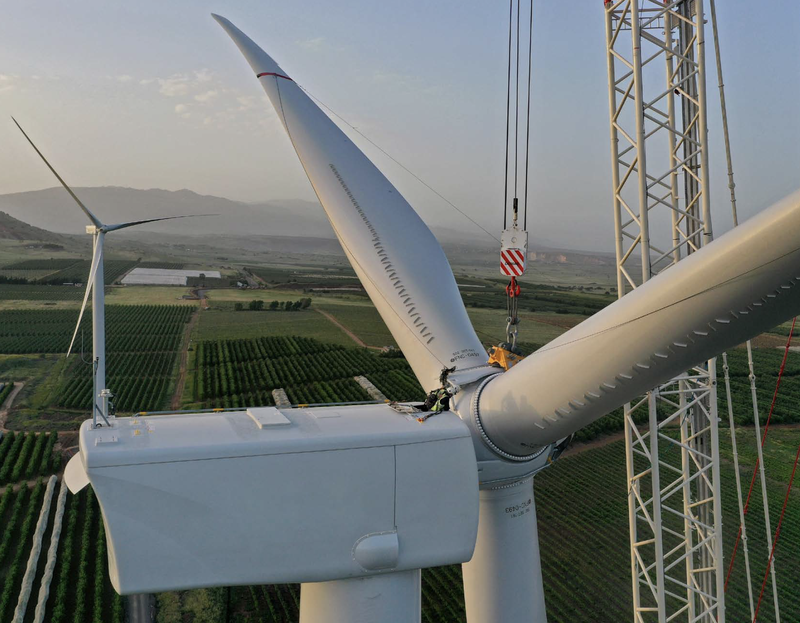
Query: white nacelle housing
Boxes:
[{"xmin": 68, "ymin": 405, "xmax": 479, "ymax": 594}]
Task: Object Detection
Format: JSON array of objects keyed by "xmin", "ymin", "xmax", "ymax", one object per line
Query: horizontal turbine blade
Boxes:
[
  {"xmin": 11, "ymin": 116, "xmax": 103, "ymax": 228},
  {"xmin": 214, "ymin": 15, "xmax": 488, "ymax": 390},
  {"xmin": 67, "ymin": 235, "xmax": 102, "ymax": 358},
  {"xmin": 105, "ymin": 214, "xmax": 217, "ymax": 232},
  {"xmin": 474, "ymin": 190, "xmax": 800, "ymax": 455}
]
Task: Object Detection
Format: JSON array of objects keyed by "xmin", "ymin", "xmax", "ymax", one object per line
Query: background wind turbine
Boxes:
[
  {"xmin": 61, "ymin": 15, "xmax": 800, "ymax": 623},
  {"xmin": 13, "ymin": 118, "xmax": 211, "ymax": 428}
]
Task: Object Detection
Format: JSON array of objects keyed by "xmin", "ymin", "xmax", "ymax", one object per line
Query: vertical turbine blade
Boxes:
[
  {"xmin": 213, "ymin": 15, "xmax": 488, "ymax": 391},
  {"xmin": 11, "ymin": 117, "xmax": 103, "ymax": 228},
  {"xmin": 67, "ymin": 236, "xmax": 102, "ymax": 357}
]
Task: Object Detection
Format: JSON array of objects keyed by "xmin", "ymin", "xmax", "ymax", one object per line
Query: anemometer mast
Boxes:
[{"xmin": 604, "ymin": 1, "xmax": 724, "ymax": 620}]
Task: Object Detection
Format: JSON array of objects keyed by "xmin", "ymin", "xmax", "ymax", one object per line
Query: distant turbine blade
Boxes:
[
  {"xmin": 104, "ymin": 214, "xmax": 217, "ymax": 232},
  {"xmin": 475, "ymin": 190, "xmax": 800, "ymax": 457},
  {"xmin": 66, "ymin": 236, "xmax": 102, "ymax": 357},
  {"xmin": 11, "ymin": 117, "xmax": 103, "ymax": 228},
  {"xmin": 213, "ymin": 15, "xmax": 487, "ymax": 391}
]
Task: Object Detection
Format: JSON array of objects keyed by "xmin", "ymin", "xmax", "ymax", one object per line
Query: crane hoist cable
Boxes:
[
  {"xmin": 522, "ymin": 0, "xmax": 533, "ymax": 231},
  {"xmin": 708, "ymin": 1, "xmax": 770, "ymax": 614},
  {"xmin": 502, "ymin": 0, "xmax": 513, "ymax": 232},
  {"xmin": 493, "ymin": 0, "xmax": 533, "ymax": 369}
]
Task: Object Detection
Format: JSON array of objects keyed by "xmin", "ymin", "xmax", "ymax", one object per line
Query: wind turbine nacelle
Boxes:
[
  {"xmin": 65, "ymin": 405, "xmax": 479, "ymax": 594},
  {"xmin": 86, "ymin": 225, "xmax": 99, "ymax": 234}
]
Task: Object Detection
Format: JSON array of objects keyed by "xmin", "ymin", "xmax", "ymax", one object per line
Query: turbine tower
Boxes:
[
  {"xmin": 63, "ymin": 16, "xmax": 800, "ymax": 623},
  {"xmin": 13, "ymin": 118, "xmax": 203, "ymax": 427}
]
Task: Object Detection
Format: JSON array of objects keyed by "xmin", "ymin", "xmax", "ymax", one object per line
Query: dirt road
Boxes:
[
  {"xmin": 170, "ymin": 307, "xmax": 201, "ymax": 410},
  {"xmin": 315, "ymin": 308, "xmax": 380, "ymax": 350},
  {"xmin": 0, "ymin": 382, "xmax": 24, "ymax": 432}
]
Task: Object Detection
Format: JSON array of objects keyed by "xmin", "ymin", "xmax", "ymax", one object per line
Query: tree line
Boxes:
[{"xmin": 235, "ymin": 298, "xmax": 311, "ymax": 312}]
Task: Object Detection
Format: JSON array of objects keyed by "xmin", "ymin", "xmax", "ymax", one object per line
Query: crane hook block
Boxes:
[{"xmin": 500, "ymin": 227, "xmax": 528, "ymax": 277}]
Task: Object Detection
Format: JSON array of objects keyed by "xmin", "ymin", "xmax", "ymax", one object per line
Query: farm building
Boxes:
[{"xmin": 121, "ymin": 268, "xmax": 222, "ymax": 286}]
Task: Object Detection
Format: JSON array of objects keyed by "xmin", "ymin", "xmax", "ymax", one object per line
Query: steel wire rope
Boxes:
[
  {"xmin": 725, "ymin": 317, "xmax": 795, "ymax": 607},
  {"xmin": 523, "ymin": 0, "xmax": 533, "ymax": 230},
  {"xmin": 709, "ymin": 0, "xmax": 760, "ymax": 612},
  {"xmin": 503, "ymin": 0, "xmax": 513, "ymax": 230},
  {"xmin": 721, "ymin": 348, "xmax": 755, "ymax": 616},
  {"xmin": 513, "ymin": 0, "xmax": 521, "ymax": 209},
  {"xmin": 297, "ymin": 84, "xmax": 499, "ymax": 244}
]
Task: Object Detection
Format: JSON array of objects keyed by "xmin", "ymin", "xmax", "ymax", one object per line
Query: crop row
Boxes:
[
  {"xmin": 0, "ymin": 285, "xmax": 84, "ymax": 301},
  {"xmin": 0, "ymin": 480, "xmax": 45, "ymax": 622},
  {"xmin": 366, "ymin": 369, "xmax": 426, "ymax": 402},
  {"xmin": 46, "ymin": 488, "xmax": 124, "ymax": 623},
  {"xmin": 200, "ymin": 378, "xmax": 376, "ymax": 410},
  {"xmin": 0, "ymin": 304, "xmax": 193, "ymax": 333},
  {"xmin": 70, "ymin": 351, "xmax": 176, "ymax": 379},
  {"xmin": 197, "ymin": 335, "xmax": 341, "ymax": 365},
  {"xmin": 195, "ymin": 345, "xmax": 410, "ymax": 401},
  {"xmin": 46, "ymin": 312, "xmax": 189, "ymax": 413},
  {"xmin": 0, "ymin": 332, "xmax": 183, "ymax": 355},
  {"xmin": 1, "ymin": 258, "xmax": 81, "ymax": 271},
  {"xmin": 0, "ymin": 432, "xmax": 60, "ymax": 485},
  {"xmin": 0, "ymin": 381, "xmax": 13, "ymax": 405},
  {"xmin": 56, "ymin": 375, "xmax": 173, "ymax": 413},
  {"xmin": 39, "ymin": 259, "xmax": 138, "ymax": 285},
  {"xmin": 0, "ymin": 305, "xmax": 193, "ymax": 354}
]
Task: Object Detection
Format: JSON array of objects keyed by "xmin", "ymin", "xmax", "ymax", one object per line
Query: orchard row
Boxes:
[
  {"xmin": 0, "ymin": 305, "xmax": 193, "ymax": 354},
  {"xmin": 193, "ymin": 337, "xmax": 425, "ymax": 407}
]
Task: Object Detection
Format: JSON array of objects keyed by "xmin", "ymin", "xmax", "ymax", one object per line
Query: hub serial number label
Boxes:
[{"xmin": 505, "ymin": 499, "xmax": 532, "ymax": 519}]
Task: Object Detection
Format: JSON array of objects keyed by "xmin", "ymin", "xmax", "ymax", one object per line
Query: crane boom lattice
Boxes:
[{"xmin": 603, "ymin": 1, "xmax": 725, "ymax": 621}]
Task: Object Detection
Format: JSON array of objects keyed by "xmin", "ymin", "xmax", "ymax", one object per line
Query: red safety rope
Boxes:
[
  {"xmin": 725, "ymin": 316, "xmax": 797, "ymax": 591},
  {"xmin": 752, "ymin": 438, "xmax": 800, "ymax": 621}
]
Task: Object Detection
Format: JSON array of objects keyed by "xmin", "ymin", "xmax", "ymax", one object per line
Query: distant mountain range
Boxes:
[
  {"xmin": 0, "ymin": 210, "xmax": 65, "ymax": 243},
  {"xmin": 0, "ymin": 186, "xmax": 617, "ymax": 266},
  {"xmin": 0, "ymin": 186, "xmax": 507, "ymax": 246},
  {"xmin": 0, "ymin": 187, "xmax": 337, "ymax": 239}
]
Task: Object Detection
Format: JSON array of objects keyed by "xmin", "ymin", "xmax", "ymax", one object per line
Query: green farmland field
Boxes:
[
  {"xmin": 189, "ymin": 335, "xmax": 424, "ymax": 409},
  {"xmin": 0, "ymin": 285, "xmax": 83, "ymax": 302},
  {"xmin": 195, "ymin": 308, "xmax": 355, "ymax": 346},
  {"xmin": 0, "ymin": 483, "xmax": 123, "ymax": 623}
]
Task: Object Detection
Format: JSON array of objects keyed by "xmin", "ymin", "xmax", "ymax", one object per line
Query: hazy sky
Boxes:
[{"xmin": 1, "ymin": 1, "xmax": 797, "ymax": 251}]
